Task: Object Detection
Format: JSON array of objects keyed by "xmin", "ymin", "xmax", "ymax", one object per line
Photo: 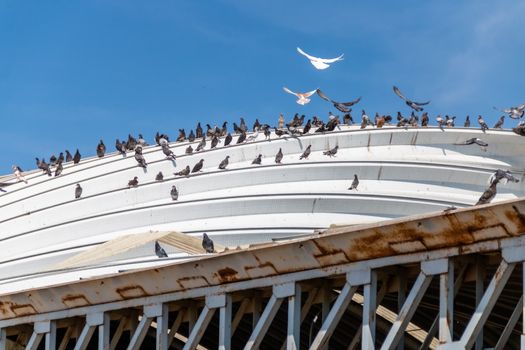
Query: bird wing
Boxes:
[
  {"xmin": 474, "ymin": 139, "xmax": 489, "ymax": 147},
  {"xmin": 517, "ymin": 102, "xmax": 525, "ymax": 111},
  {"xmin": 316, "ymin": 89, "xmax": 333, "ymax": 102},
  {"xmin": 301, "ymin": 89, "xmax": 317, "ymax": 98},
  {"xmin": 310, "ymin": 60, "xmax": 330, "ymax": 70},
  {"xmin": 393, "ymin": 86, "xmax": 408, "ymax": 101},
  {"xmin": 283, "ymin": 87, "xmax": 299, "ymax": 97},
  {"xmin": 413, "ymin": 100, "xmax": 431, "ymax": 106},
  {"xmin": 318, "ymin": 53, "xmax": 344, "ymax": 64},
  {"xmin": 296, "ymin": 47, "xmax": 319, "ymax": 61},
  {"xmin": 342, "ymin": 96, "xmax": 362, "ymax": 106}
]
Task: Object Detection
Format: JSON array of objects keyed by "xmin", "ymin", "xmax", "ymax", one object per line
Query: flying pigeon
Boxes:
[
  {"xmin": 392, "ymin": 86, "xmax": 430, "ymax": 112},
  {"xmin": 348, "ymin": 174, "xmax": 359, "ymax": 190},
  {"xmin": 155, "ymin": 241, "xmax": 168, "ymax": 258},
  {"xmin": 296, "ymin": 47, "xmax": 344, "ymax": 70},
  {"xmin": 283, "ymin": 87, "xmax": 317, "ymax": 105},
  {"xmin": 454, "ymin": 138, "xmax": 488, "ymax": 147},
  {"xmin": 170, "ymin": 185, "xmax": 179, "ymax": 200},
  {"xmin": 75, "ymin": 184, "xmax": 82, "ymax": 199},
  {"xmin": 299, "ymin": 145, "xmax": 311, "ymax": 160},
  {"xmin": 316, "ymin": 89, "xmax": 361, "ymax": 113},
  {"xmin": 489, "ymin": 169, "xmax": 520, "ymax": 185},
  {"xmin": 493, "ymin": 102, "xmax": 525, "ymax": 119},
  {"xmin": 175, "ymin": 165, "xmax": 190, "ymax": 177},
  {"xmin": 218, "ymin": 156, "xmax": 230, "ymax": 170},
  {"xmin": 202, "ymin": 233, "xmax": 215, "ymax": 253}
]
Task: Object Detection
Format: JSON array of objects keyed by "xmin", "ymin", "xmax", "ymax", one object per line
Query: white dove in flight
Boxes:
[
  {"xmin": 283, "ymin": 87, "xmax": 317, "ymax": 105},
  {"xmin": 297, "ymin": 47, "xmax": 344, "ymax": 70}
]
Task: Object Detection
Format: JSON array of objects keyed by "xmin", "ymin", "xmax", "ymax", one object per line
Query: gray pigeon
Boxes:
[
  {"xmin": 196, "ymin": 137, "xmax": 206, "ymax": 152},
  {"xmin": 185, "ymin": 145, "xmax": 193, "ymax": 154},
  {"xmin": 476, "ymin": 179, "xmax": 498, "ymax": 205},
  {"xmin": 493, "ymin": 102, "xmax": 525, "ymax": 119},
  {"xmin": 252, "ymin": 154, "xmax": 262, "ymax": 165},
  {"xmin": 348, "ymin": 174, "xmax": 359, "ymax": 190},
  {"xmin": 478, "ymin": 115, "xmax": 489, "ymax": 132},
  {"xmin": 128, "ymin": 176, "xmax": 139, "ymax": 188},
  {"xmin": 323, "ymin": 145, "xmax": 339, "ymax": 157},
  {"xmin": 218, "ymin": 156, "xmax": 230, "ymax": 170},
  {"xmin": 155, "ymin": 171, "xmax": 164, "ymax": 181},
  {"xmin": 192, "ymin": 159, "xmax": 204, "ymax": 173},
  {"xmin": 170, "ymin": 185, "xmax": 179, "ymax": 200},
  {"xmin": 211, "ymin": 135, "xmax": 219, "ymax": 149},
  {"xmin": 96, "ymin": 140, "xmax": 106, "ymax": 158},
  {"xmin": 299, "ymin": 145, "xmax": 312, "ymax": 160},
  {"xmin": 54, "ymin": 161, "xmax": 63, "ymax": 177},
  {"xmin": 134, "ymin": 147, "xmax": 147, "ymax": 168},
  {"xmin": 75, "ymin": 184, "xmax": 82, "ymax": 199},
  {"xmin": 175, "ymin": 165, "xmax": 191, "ymax": 177},
  {"xmin": 493, "ymin": 115, "xmax": 505, "ymax": 129},
  {"xmin": 202, "ymin": 233, "xmax": 214, "ymax": 253},
  {"xmin": 275, "ymin": 148, "xmax": 283, "ymax": 164},
  {"xmin": 454, "ymin": 138, "xmax": 488, "ymax": 147},
  {"xmin": 155, "ymin": 241, "xmax": 168, "ymax": 258},
  {"xmin": 224, "ymin": 133, "xmax": 233, "ymax": 146},
  {"xmin": 161, "ymin": 144, "xmax": 176, "ymax": 160},
  {"xmin": 489, "ymin": 169, "xmax": 520, "ymax": 184},
  {"xmin": 393, "ymin": 86, "xmax": 430, "ymax": 112}
]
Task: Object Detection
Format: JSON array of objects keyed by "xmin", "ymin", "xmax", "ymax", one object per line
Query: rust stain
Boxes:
[
  {"xmin": 10, "ymin": 304, "xmax": 37, "ymax": 317},
  {"xmin": 176, "ymin": 276, "xmax": 210, "ymax": 289},
  {"xmin": 503, "ymin": 206, "xmax": 525, "ymax": 234},
  {"xmin": 0, "ymin": 301, "xmax": 13, "ymax": 316},
  {"xmin": 116, "ymin": 285, "xmax": 149, "ymax": 299},
  {"xmin": 215, "ymin": 267, "xmax": 239, "ymax": 283},
  {"xmin": 312, "ymin": 240, "xmax": 350, "ymax": 263}
]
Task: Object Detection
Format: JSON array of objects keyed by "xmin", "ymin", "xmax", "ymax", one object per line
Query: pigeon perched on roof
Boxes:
[
  {"xmin": 96, "ymin": 140, "xmax": 106, "ymax": 158},
  {"xmin": 54, "ymin": 161, "xmax": 63, "ymax": 177},
  {"xmin": 170, "ymin": 185, "xmax": 179, "ymax": 200},
  {"xmin": 185, "ymin": 145, "xmax": 193, "ymax": 155},
  {"xmin": 454, "ymin": 138, "xmax": 488, "ymax": 147},
  {"xmin": 116, "ymin": 139, "xmax": 126, "ymax": 155},
  {"xmin": 175, "ymin": 165, "xmax": 191, "ymax": 177},
  {"xmin": 323, "ymin": 145, "xmax": 339, "ymax": 157},
  {"xmin": 196, "ymin": 123, "xmax": 203, "ymax": 139},
  {"xmin": 12, "ymin": 166, "xmax": 27, "ymax": 184},
  {"xmin": 218, "ymin": 156, "xmax": 230, "ymax": 170},
  {"xmin": 236, "ymin": 131, "xmax": 246, "ymax": 144},
  {"xmin": 392, "ymin": 86, "xmax": 430, "ymax": 112},
  {"xmin": 252, "ymin": 154, "xmax": 262, "ymax": 165},
  {"xmin": 126, "ymin": 134, "xmax": 137, "ymax": 150},
  {"xmin": 278, "ymin": 114, "xmax": 285, "ymax": 129},
  {"xmin": 348, "ymin": 174, "xmax": 359, "ymax": 190},
  {"xmin": 161, "ymin": 143, "xmax": 176, "ymax": 160},
  {"xmin": 296, "ymin": 47, "xmax": 344, "ymax": 70},
  {"xmin": 493, "ymin": 102, "xmax": 525, "ymax": 119},
  {"xmin": 224, "ymin": 133, "xmax": 233, "ymax": 146},
  {"xmin": 196, "ymin": 137, "xmax": 206, "ymax": 152},
  {"xmin": 188, "ymin": 130, "xmax": 196, "ymax": 142},
  {"xmin": 512, "ymin": 122, "xmax": 525, "ymax": 136},
  {"xmin": 192, "ymin": 159, "xmax": 204, "ymax": 173},
  {"xmin": 493, "ymin": 115, "xmax": 505, "ymax": 129},
  {"xmin": 128, "ymin": 176, "xmax": 139, "ymax": 188},
  {"xmin": 283, "ymin": 87, "xmax": 317, "ymax": 105},
  {"xmin": 134, "ymin": 147, "xmax": 147, "ymax": 168},
  {"xmin": 137, "ymin": 134, "xmax": 147, "ymax": 146},
  {"xmin": 75, "ymin": 184, "xmax": 82, "ymax": 199},
  {"xmin": 73, "ymin": 149, "xmax": 81, "ymax": 164},
  {"xmin": 478, "ymin": 115, "xmax": 489, "ymax": 132},
  {"xmin": 65, "ymin": 150, "xmax": 73, "ymax": 162},
  {"xmin": 155, "ymin": 241, "xmax": 168, "ymax": 258},
  {"xmin": 155, "ymin": 171, "xmax": 164, "ymax": 181},
  {"xmin": 464, "ymin": 116, "xmax": 471, "ymax": 128},
  {"xmin": 202, "ymin": 233, "xmax": 215, "ymax": 253},
  {"xmin": 476, "ymin": 179, "xmax": 499, "ymax": 205},
  {"xmin": 316, "ymin": 89, "xmax": 361, "ymax": 113},
  {"xmin": 299, "ymin": 145, "xmax": 312, "ymax": 160},
  {"xmin": 211, "ymin": 135, "xmax": 219, "ymax": 149},
  {"xmin": 177, "ymin": 129, "xmax": 186, "ymax": 142},
  {"xmin": 275, "ymin": 148, "xmax": 283, "ymax": 164}
]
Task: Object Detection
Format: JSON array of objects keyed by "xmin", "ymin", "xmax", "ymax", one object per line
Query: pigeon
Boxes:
[
  {"xmin": 283, "ymin": 87, "xmax": 317, "ymax": 105},
  {"xmin": 253, "ymin": 119, "xmax": 261, "ymax": 132},
  {"xmin": 240, "ymin": 117, "xmax": 248, "ymax": 132},
  {"xmin": 233, "ymin": 122, "xmax": 243, "ymax": 134},
  {"xmin": 236, "ymin": 131, "xmax": 246, "ymax": 144},
  {"xmin": 96, "ymin": 140, "xmax": 106, "ymax": 158},
  {"xmin": 12, "ymin": 166, "xmax": 27, "ymax": 184},
  {"xmin": 116, "ymin": 139, "xmax": 126, "ymax": 155},
  {"xmin": 49, "ymin": 154, "xmax": 57, "ymax": 166},
  {"xmin": 476, "ymin": 179, "xmax": 498, "ymax": 205},
  {"xmin": 134, "ymin": 147, "xmax": 147, "ymax": 168},
  {"xmin": 220, "ymin": 122, "xmax": 228, "ymax": 136},
  {"xmin": 65, "ymin": 150, "xmax": 73, "ymax": 162},
  {"xmin": 161, "ymin": 143, "xmax": 176, "ymax": 160},
  {"xmin": 274, "ymin": 148, "xmax": 284, "ymax": 164},
  {"xmin": 489, "ymin": 169, "xmax": 520, "ymax": 185},
  {"xmin": 263, "ymin": 125, "xmax": 271, "ymax": 139},
  {"xmin": 73, "ymin": 149, "xmax": 81, "ymax": 164},
  {"xmin": 436, "ymin": 115, "xmax": 445, "ymax": 130},
  {"xmin": 170, "ymin": 185, "xmax": 179, "ymax": 200},
  {"xmin": 177, "ymin": 129, "xmax": 186, "ymax": 142},
  {"xmin": 175, "ymin": 165, "xmax": 190, "ymax": 177},
  {"xmin": 196, "ymin": 137, "xmax": 206, "ymax": 152},
  {"xmin": 155, "ymin": 171, "xmax": 164, "ymax": 181},
  {"xmin": 196, "ymin": 123, "xmax": 203, "ymax": 139},
  {"xmin": 137, "ymin": 134, "xmax": 148, "ymax": 146},
  {"xmin": 299, "ymin": 145, "xmax": 312, "ymax": 160},
  {"xmin": 493, "ymin": 115, "xmax": 505, "ymax": 129},
  {"xmin": 316, "ymin": 89, "xmax": 361, "ymax": 113},
  {"xmin": 57, "ymin": 152, "xmax": 65, "ymax": 164},
  {"xmin": 192, "ymin": 159, "xmax": 204, "ymax": 173},
  {"xmin": 296, "ymin": 47, "xmax": 344, "ymax": 70},
  {"xmin": 278, "ymin": 114, "xmax": 285, "ymax": 129},
  {"xmin": 126, "ymin": 134, "xmax": 137, "ymax": 150},
  {"xmin": 75, "ymin": 184, "xmax": 82, "ymax": 199},
  {"xmin": 246, "ymin": 130, "xmax": 259, "ymax": 142},
  {"xmin": 211, "ymin": 135, "xmax": 219, "ymax": 149},
  {"xmin": 128, "ymin": 176, "xmax": 139, "ymax": 188},
  {"xmin": 155, "ymin": 241, "xmax": 168, "ymax": 258},
  {"xmin": 343, "ymin": 113, "xmax": 353, "ymax": 125},
  {"xmin": 202, "ymin": 233, "xmax": 214, "ymax": 253},
  {"xmin": 323, "ymin": 145, "xmax": 339, "ymax": 157},
  {"xmin": 464, "ymin": 116, "xmax": 471, "ymax": 128},
  {"xmin": 185, "ymin": 145, "xmax": 193, "ymax": 155},
  {"xmin": 224, "ymin": 133, "xmax": 233, "ymax": 146},
  {"xmin": 218, "ymin": 156, "xmax": 230, "ymax": 169},
  {"xmin": 38, "ymin": 159, "xmax": 52, "ymax": 176},
  {"xmin": 360, "ymin": 110, "xmax": 370, "ymax": 129},
  {"xmin": 421, "ymin": 112, "xmax": 429, "ymax": 127},
  {"xmin": 252, "ymin": 154, "xmax": 262, "ymax": 165},
  {"xmin": 454, "ymin": 138, "xmax": 488, "ymax": 147},
  {"xmin": 392, "ymin": 86, "xmax": 430, "ymax": 112},
  {"xmin": 478, "ymin": 115, "xmax": 489, "ymax": 132},
  {"xmin": 302, "ymin": 119, "xmax": 312, "ymax": 134},
  {"xmin": 0, "ymin": 186, "xmax": 6, "ymax": 193},
  {"xmin": 54, "ymin": 161, "xmax": 63, "ymax": 177},
  {"xmin": 348, "ymin": 174, "xmax": 359, "ymax": 190},
  {"xmin": 188, "ymin": 130, "xmax": 196, "ymax": 142},
  {"xmin": 493, "ymin": 102, "xmax": 525, "ymax": 119}
]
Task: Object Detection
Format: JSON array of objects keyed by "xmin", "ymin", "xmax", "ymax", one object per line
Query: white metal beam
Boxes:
[
  {"xmin": 380, "ymin": 272, "xmax": 432, "ymax": 350},
  {"xmin": 109, "ymin": 316, "xmax": 127, "ymax": 350},
  {"xmin": 26, "ymin": 332, "xmax": 44, "ymax": 350},
  {"xmin": 232, "ymin": 299, "xmax": 250, "ymax": 336},
  {"xmin": 98, "ymin": 313, "xmax": 110, "ymax": 350},
  {"xmin": 495, "ymin": 295, "xmax": 523, "ymax": 350},
  {"xmin": 58, "ymin": 326, "xmax": 73, "ymax": 350},
  {"xmin": 184, "ymin": 295, "xmax": 226, "ymax": 350},
  {"xmin": 127, "ymin": 315, "xmax": 153, "ymax": 350},
  {"xmin": 397, "ymin": 271, "xmax": 407, "ymax": 350},
  {"xmin": 474, "ymin": 256, "xmax": 485, "ymax": 350},
  {"xmin": 287, "ymin": 284, "xmax": 301, "ymax": 350},
  {"xmin": 244, "ymin": 295, "xmax": 284, "ymax": 349},
  {"xmin": 362, "ymin": 271, "xmax": 377, "ymax": 350},
  {"xmin": 0, "ymin": 328, "xmax": 5, "ymax": 350},
  {"xmin": 219, "ymin": 294, "xmax": 232, "ymax": 350},
  {"xmin": 45, "ymin": 320, "xmax": 56, "ymax": 350},
  {"xmin": 73, "ymin": 324, "xmax": 96, "ymax": 350},
  {"xmin": 155, "ymin": 304, "xmax": 169, "ymax": 350},
  {"xmin": 439, "ymin": 259, "xmax": 454, "ymax": 344},
  {"xmin": 167, "ymin": 309, "xmax": 184, "ymax": 347},
  {"xmin": 459, "ymin": 260, "xmax": 516, "ymax": 349}
]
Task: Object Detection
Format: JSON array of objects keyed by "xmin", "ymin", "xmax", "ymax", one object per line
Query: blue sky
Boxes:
[{"xmin": 1, "ymin": 1, "xmax": 524, "ymax": 174}]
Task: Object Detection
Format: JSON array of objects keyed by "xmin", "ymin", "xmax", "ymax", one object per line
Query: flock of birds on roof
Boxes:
[{"xmin": 2, "ymin": 47, "xmax": 525, "ymax": 255}]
